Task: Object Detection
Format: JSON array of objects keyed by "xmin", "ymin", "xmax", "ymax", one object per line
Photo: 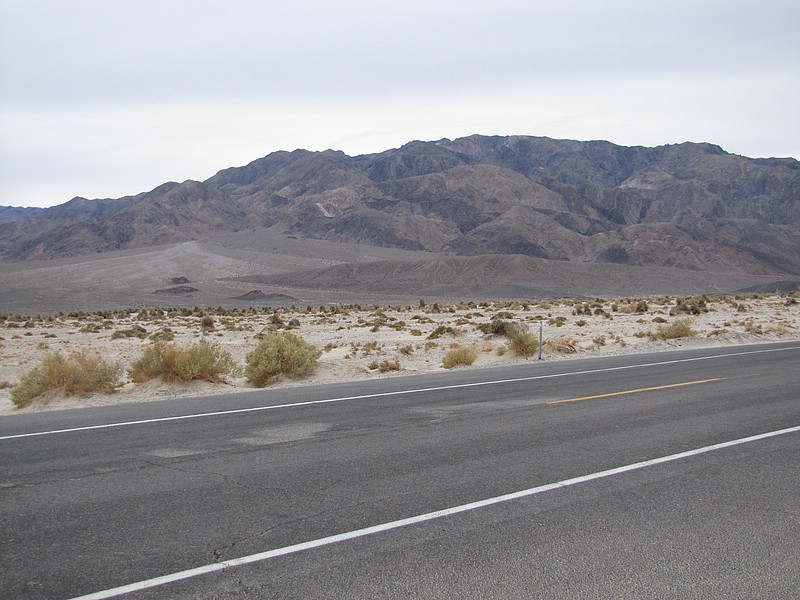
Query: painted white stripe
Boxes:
[
  {"xmin": 71, "ymin": 423, "xmax": 800, "ymax": 600},
  {"xmin": 3, "ymin": 344, "xmax": 798, "ymax": 441}
]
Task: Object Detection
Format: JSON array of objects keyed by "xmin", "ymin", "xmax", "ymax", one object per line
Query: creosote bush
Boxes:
[
  {"xmin": 11, "ymin": 350, "xmax": 121, "ymax": 407},
  {"xmin": 442, "ymin": 345, "xmax": 478, "ymax": 369},
  {"xmin": 129, "ymin": 340, "xmax": 237, "ymax": 384},
  {"xmin": 245, "ymin": 332, "xmax": 321, "ymax": 387}
]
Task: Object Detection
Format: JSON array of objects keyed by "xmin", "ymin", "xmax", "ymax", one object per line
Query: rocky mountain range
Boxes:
[{"xmin": 2, "ymin": 135, "xmax": 798, "ymax": 275}]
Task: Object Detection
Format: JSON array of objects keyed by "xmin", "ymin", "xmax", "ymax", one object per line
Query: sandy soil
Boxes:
[{"xmin": 2, "ymin": 294, "xmax": 798, "ymax": 416}]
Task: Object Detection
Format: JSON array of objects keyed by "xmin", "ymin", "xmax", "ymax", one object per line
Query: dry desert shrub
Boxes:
[
  {"xmin": 477, "ymin": 319, "xmax": 538, "ymax": 358},
  {"xmin": 618, "ymin": 299, "xmax": 649, "ymax": 314},
  {"xmin": 361, "ymin": 341, "xmax": 381, "ymax": 355},
  {"xmin": 245, "ymin": 332, "xmax": 321, "ymax": 387},
  {"xmin": 129, "ymin": 340, "xmax": 237, "ymax": 384},
  {"xmin": 442, "ymin": 345, "xmax": 478, "ymax": 369},
  {"xmin": 200, "ymin": 314, "xmax": 216, "ymax": 331},
  {"xmin": 654, "ymin": 318, "xmax": 697, "ymax": 340},
  {"xmin": 764, "ymin": 322, "xmax": 790, "ymax": 334},
  {"xmin": 475, "ymin": 319, "xmax": 511, "ymax": 336},
  {"xmin": 428, "ymin": 325, "xmax": 459, "ymax": 339},
  {"xmin": 369, "ymin": 359, "xmax": 401, "ymax": 373},
  {"xmin": 111, "ymin": 325, "xmax": 148, "ymax": 339},
  {"xmin": 671, "ymin": 296, "xmax": 708, "ymax": 316},
  {"xmin": 150, "ymin": 328, "xmax": 176, "ymax": 342},
  {"xmin": 743, "ymin": 320, "xmax": 763, "ymax": 334},
  {"xmin": 544, "ymin": 336, "xmax": 577, "ymax": 354},
  {"xmin": 506, "ymin": 323, "xmax": 539, "ymax": 358},
  {"xmin": 11, "ymin": 349, "xmax": 121, "ymax": 407}
]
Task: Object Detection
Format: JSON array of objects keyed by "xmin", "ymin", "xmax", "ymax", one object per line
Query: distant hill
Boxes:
[
  {"xmin": 0, "ymin": 206, "xmax": 43, "ymax": 225},
  {"xmin": 1, "ymin": 135, "xmax": 798, "ymax": 275}
]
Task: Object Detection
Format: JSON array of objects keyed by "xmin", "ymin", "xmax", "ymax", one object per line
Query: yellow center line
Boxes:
[{"xmin": 548, "ymin": 378, "xmax": 722, "ymax": 405}]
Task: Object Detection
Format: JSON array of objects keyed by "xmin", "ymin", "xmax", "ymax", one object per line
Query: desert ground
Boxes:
[
  {"xmin": 0, "ymin": 231, "xmax": 789, "ymax": 314},
  {"xmin": 2, "ymin": 292, "xmax": 798, "ymax": 415},
  {"xmin": 2, "ymin": 233, "xmax": 798, "ymax": 416}
]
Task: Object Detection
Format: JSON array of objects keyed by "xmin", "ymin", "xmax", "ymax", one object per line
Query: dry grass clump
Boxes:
[
  {"xmin": 743, "ymin": 320, "xmax": 763, "ymax": 334},
  {"xmin": 442, "ymin": 345, "xmax": 479, "ymax": 369},
  {"xmin": 11, "ymin": 349, "xmax": 121, "ymax": 407},
  {"xmin": 544, "ymin": 336, "xmax": 577, "ymax": 354},
  {"xmin": 369, "ymin": 359, "xmax": 401, "ymax": 373},
  {"xmin": 362, "ymin": 341, "xmax": 381, "ymax": 354},
  {"xmin": 476, "ymin": 319, "xmax": 538, "ymax": 358},
  {"xmin": 129, "ymin": 340, "xmax": 238, "ymax": 384},
  {"xmin": 506, "ymin": 323, "xmax": 539, "ymax": 358},
  {"xmin": 245, "ymin": 332, "xmax": 321, "ymax": 387},
  {"xmin": 654, "ymin": 318, "xmax": 698, "ymax": 340}
]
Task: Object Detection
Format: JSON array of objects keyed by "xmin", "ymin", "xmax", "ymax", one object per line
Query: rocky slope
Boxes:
[{"xmin": 1, "ymin": 135, "xmax": 798, "ymax": 275}]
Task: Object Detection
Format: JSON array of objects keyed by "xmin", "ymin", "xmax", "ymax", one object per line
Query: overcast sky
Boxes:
[{"xmin": 1, "ymin": 0, "xmax": 798, "ymax": 207}]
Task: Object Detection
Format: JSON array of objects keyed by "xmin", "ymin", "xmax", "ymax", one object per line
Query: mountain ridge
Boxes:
[{"xmin": 1, "ymin": 135, "xmax": 798, "ymax": 276}]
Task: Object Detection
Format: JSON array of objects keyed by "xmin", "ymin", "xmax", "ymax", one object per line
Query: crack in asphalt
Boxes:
[
  {"xmin": 2, "ymin": 462, "xmax": 154, "ymax": 489},
  {"xmin": 210, "ymin": 507, "xmax": 336, "ymax": 563},
  {"xmin": 209, "ymin": 494, "xmax": 376, "ymax": 563},
  {"xmin": 138, "ymin": 458, "xmax": 259, "ymax": 493}
]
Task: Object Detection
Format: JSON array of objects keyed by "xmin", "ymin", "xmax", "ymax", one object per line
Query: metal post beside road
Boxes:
[{"xmin": 539, "ymin": 320, "xmax": 543, "ymax": 360}]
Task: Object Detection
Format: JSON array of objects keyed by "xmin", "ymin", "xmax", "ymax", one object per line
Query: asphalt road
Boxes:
[{"xmin": 2, "ymin": 341, "xmax": 799, "ymax": 599}]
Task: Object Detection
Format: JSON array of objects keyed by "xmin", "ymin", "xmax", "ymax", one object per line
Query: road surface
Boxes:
[{"xmin": 1, "ymin": 341, "xmax": 799, "ymax": 599}]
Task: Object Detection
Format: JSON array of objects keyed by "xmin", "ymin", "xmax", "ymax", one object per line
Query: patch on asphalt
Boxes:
[
  {"xmin": 147, "ymin": 448, "xmax": 207, "ymax": 458},
  {"xmin": 232, "ymin": 422, "xmax": 331, "ymax": 446}
]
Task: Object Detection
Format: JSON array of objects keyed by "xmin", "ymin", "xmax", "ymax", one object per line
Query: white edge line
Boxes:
[
  {"xmin": 70, "ymin": 423, "xmax": 800, "ymax": 600},
  {"xmin": 3, "ymin": 344, "xmax": 798, "ymax": 441}
]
